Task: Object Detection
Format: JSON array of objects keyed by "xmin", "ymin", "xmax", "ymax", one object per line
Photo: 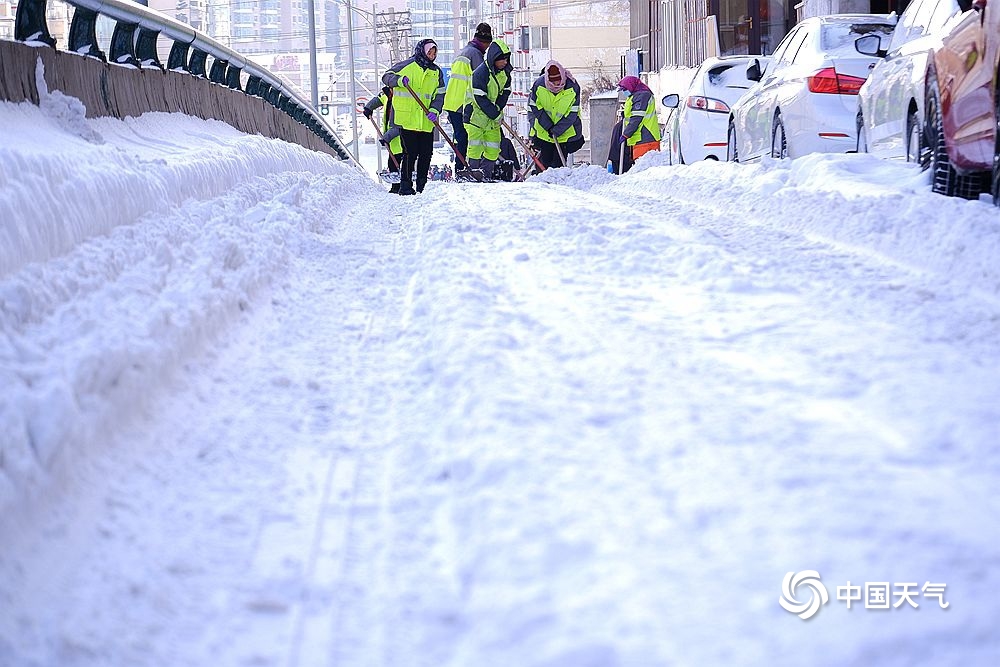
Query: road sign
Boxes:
[{"xmin": 355, "ymin": 96, "xmax": 368, "ymax": 113}]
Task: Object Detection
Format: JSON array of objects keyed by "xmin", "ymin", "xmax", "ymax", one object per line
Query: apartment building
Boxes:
[
  {"xmin": 634, "ymin": 0, "xmax": 899, "ymax": 71},
  {"xmin": 1, "ymin": 1, "xmax": 14, "ymax": 41},
  {"xmin": 2, "ymin": 0, "xmax": 73, "ymax": 46}
]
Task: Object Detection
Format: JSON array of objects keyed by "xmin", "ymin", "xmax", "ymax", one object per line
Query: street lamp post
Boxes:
[
  {"xmin": 307, "ymin": 0, "xmax": 319, "ymax": 110},
  {"xmin": 372, "ymin": 3, "xmax": 380, "ymax": 173},
  {"xmin": 346, "ymin": 0, "xmax": 360, "ymax": 161}
]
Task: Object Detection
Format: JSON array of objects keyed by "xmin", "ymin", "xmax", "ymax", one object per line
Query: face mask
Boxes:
[{"xmin": 622, "ymin": 90, "xmax": 632, "ymax": 98}]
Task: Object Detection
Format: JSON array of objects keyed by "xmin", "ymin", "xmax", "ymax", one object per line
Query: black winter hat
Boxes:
[{"xmin": 475, "ymin": 23, "xmax": 493, "ymax": 41}]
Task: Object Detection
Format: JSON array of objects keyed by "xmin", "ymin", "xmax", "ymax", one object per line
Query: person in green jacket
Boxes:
[
  {"xmin": 443, "ymin": 22, "xmax": 492, "ymax": 160},
  {"xmin": 463, "ymin": 40, "xmax": 512, "ymax": 181},
  {"xmin": 381, "ymin": 38, "xmax": 446, "ymax": 195},
  {"xmin": 616, "ymin": 75, "xmax": 662, "ymax": 169},
  {"xmin": 363, "ymin": 87, "xmax": 404, "ymax": 193},
  {"xmin": 528, "ymin": 60, "xmax": 584, "ymax": 169}
]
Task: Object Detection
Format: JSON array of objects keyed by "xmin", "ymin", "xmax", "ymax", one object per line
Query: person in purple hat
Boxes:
[{"xmin": 616, "ymin": 75, "xmax": 662, "ymax": 169}]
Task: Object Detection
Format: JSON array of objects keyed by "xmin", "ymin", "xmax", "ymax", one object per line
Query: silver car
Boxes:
[
  {"xmin": 661, "ymin": 56, "xmax": 767, "ymax": 164},
  {"xmin": 727, "ymin": 15, "xmax": 896, "ymax": 162},
  {"xmin": 855, "ymin": 0, "xmax": 967, "ymax": 162}
]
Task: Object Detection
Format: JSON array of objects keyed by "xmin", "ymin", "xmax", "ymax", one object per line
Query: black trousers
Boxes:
[
  {"xmin": 400, "ymin": 129, "xmax": 434, "ymax": 193},
  {"xmin": 532, "ymin": 138, "xmax": 562, "ymax": 169},
  {"xmin": 532, "ymin": 136, "xmax": 585, "ymax": 170},
  {"xmin": 448, "ymin": 110, "xmax": 469, "ymax": 161},
  {"xmin": 387, "ymin": 152, "xmax": 403, "ymax": 193}
]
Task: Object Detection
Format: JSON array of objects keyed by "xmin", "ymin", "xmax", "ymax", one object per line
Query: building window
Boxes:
[{"xmin": 530, "ymin": 25, "xmax": 548, "ymax": 49}]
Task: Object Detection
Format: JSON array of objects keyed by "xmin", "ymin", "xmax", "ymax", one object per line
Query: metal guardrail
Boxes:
[{"xmin": 13, "ymin": 0, "xmax": 356, "ymax": 163}]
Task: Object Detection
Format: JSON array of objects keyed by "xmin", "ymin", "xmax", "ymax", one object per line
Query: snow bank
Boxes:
[
  {"xmin": 0, "ymin": 66, "xmax": 363, "ymax": 278},
  {"xmin": 614, "ymin": 150, "xmax": 1000, "ymax": 297},
  {"xmin": 0, "ymin": 98, "xmax": 377, "ymax": 517}
]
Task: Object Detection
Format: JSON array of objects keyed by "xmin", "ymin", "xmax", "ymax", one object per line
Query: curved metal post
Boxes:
[
  {"xmin": 225, "ymin": 65, "xmax": 242, "ymax": 90},
  {"xmin": 209, "ymin": 58, "xmax": 227, "ymax": 84},
  {"xmin": 109, "ymin": 21, "xmax": 139, "ymax": 67},
  {"xmin": 135, "ymin": 29, "xmax": 162, "ymax": 69},
  {"xmin": 189, "ymin": 49, "xmax": 208, "ymax": 77},
  {"xmin": 245, "ymin": 76, "xmax": 261, "ymax": 96},
  {"xmin": 167, "ymin": 42, "xmax": 190, "ymax": 71},
  {"xmin": 14, "ymin": 0, "xmax": 55, "ymax": 46},
  {"xmin": 68, "ymin": 8, "xmax": 105, "ymax": 60}
]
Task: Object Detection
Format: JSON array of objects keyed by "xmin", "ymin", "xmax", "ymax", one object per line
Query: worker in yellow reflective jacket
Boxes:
[
  {"xmin": 616, "ymin": 75, "xmax": 662, "ymax": 169},
  {"xmin": 443, "ymin": 22, "xmax": 491, "ymax": 160},
  {"xmin": 363, "ymin": 87, "xmax": 404, "ymax": 193},
  {"xmin": 528, "ymin": 60, "xmax": 585, "ymax": 169},
  {"xmin": 382, "ymin": 38, "xmax": 446, "ymax": 195},
  {"xmin": 463, "ymin": 40, "xmax": 512, "ymax": 181}
]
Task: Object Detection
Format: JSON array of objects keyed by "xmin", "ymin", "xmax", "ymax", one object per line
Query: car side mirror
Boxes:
[
  {"xmin": 746, "ymin": 59, "xmax": 762, "ymax": 82},
  {"xmin": 661, "ymin": 93, "xmax": 679, "ymax": 108},
  {"xmin": 855, "ymin": 34, "xmax": 887, "ymax": 58}
]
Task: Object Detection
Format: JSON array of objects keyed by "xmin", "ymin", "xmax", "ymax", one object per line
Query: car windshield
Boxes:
[{"xmin": 821, "ymin": 22, "xmax": 895, "ymax": 56}]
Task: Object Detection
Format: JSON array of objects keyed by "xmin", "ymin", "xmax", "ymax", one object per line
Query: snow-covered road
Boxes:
[{"xmin": 2, "ymin": 98, "xmax": 1000, "ymax": 666}]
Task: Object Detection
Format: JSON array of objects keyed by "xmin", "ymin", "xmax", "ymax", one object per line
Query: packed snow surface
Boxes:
[{"xmin": 2, "ymin": 94, "xmax": 1000, "ymax": 666}]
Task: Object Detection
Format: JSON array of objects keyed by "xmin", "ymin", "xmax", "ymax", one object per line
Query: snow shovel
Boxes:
[
  {"xmin": 553, "ymin": 137, "xmax": 567, "ymax": 167},
  {"xmin": 500, "ymin": 118, "xmax": 546, "ymax": 180},
  {"xmin": 367, "ymin": 116, "xmax": 401, "ymax": 184},
  {"xmin": 401, "ymin": 80, "xmax": 484, "ymax": 182}
]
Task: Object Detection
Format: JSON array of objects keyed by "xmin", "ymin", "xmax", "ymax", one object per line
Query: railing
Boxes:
[{"xmin": 12, "ymin": 0, "xmax": 356, "ymax": 163}]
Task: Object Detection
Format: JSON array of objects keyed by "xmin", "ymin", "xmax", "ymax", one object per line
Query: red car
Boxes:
[{"xmin": 924, "ymin": 0, "xmax": 999, "ymax": 201}]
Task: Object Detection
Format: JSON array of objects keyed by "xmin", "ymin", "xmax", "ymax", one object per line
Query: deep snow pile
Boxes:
[{"xmin": 0, "ymin": 97, "xmax": 377, "ymax": 517}]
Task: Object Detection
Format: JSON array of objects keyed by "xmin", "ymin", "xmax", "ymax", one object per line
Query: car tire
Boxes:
[
  {"xmin": 905, "ymin": 108, "xmax": 926, "ymax": 167},
  {"xmin": 856, "ymin": 112, "xmax": 868, "ymax": 153},
  {"xmin": 927, "ymin": 74, "xmax": 979, "ymax": 199},
  {"xmin": 727, "ymin": 120, "xmax": 739, "ymax": 163},
  {"xmin": 771, "ymin": 112, "xmax": 788, "ymax": 159}
]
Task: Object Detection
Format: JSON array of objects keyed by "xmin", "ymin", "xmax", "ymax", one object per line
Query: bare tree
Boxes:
[{"xmin": 579, "ymin": 59, "xmax": 618, "ymax": 107}]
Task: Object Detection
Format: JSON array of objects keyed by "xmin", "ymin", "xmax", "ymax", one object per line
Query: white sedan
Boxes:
[
  {"xmin": 855, "ymin": 0, "xmax": 965, "ymax": 162},
  {"xmin": 727, "ymin": 14, "xmax": 896, "ymax": 162},
  {"xmin": 661, "ymin": 56, "xmax": 768, "ymax": 164}
]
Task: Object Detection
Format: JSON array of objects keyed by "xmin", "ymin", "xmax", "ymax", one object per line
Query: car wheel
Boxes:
[
  {"xmin": 727, "ymin": 121, "xmax": 739, "ymax": 163},
  {"xmin": 905, "ymin": 108, "xmax": 926, "ymax": 167},
  {"xmin": 927, "ymin": 74, "xmax": 979, "ymax": 199},
  {"xmin": 771, "ymin": 112, "xmax": 788, "ymax": 159},
  {"xmin": 856, "ymin": 112, "xmax": 868, "ymax": 153}
]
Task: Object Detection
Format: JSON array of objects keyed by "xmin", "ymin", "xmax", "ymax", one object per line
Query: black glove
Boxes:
[{"xmin": 363, "ymin": 107, "xmax": 373, "ymax": 120}]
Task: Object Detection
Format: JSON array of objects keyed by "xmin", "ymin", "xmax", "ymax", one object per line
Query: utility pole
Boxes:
[
  {"xmin": 373, "ymin": 3, "xmax": 381, "ymax": 173},
  {"xmin": 307, "ymin": 0, "xmax": 319, "ymax": 110},
  {"xmin": 346, "ymin": 0, "xmax": 360, "ymax": 160},
  {"xmin": 376, "ymin": 9, "xmax": 411, "ymax": 63}
]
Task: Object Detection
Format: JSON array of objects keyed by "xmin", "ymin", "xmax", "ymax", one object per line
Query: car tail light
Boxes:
[
  {"xmin": 686, "ymin": 96, "xmax": 730, "ymax": 113},
  {"xmin": 807, "ymin": 67, "xmax": 867, "ymax": 95}
]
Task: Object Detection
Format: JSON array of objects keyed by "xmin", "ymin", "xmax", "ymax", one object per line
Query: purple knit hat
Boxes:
[{"xmin": 617, "ymin": 75, "xmax": 650, "ymax": 94}]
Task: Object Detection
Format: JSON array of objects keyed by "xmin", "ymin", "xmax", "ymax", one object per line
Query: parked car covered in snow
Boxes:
[
  {"xmin": 660, "ymin": 56, "xmax": 769, "ymax": 164},
  {"xmin": 856, "ymin": 0, "xmax": 966, "ymax": 162},
  {"xmin": 727, "ymin": 14, "xmax": 896, "ymax": 162},
  {"xmin": 923, "ymin": 0, "xmax": 1000, "ymax": 200}
]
